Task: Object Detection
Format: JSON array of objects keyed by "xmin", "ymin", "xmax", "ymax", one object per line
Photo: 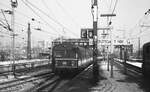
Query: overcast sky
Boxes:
[{"xmin": 0, "ymin": 0, "xmax": 150, "ymax": 46}]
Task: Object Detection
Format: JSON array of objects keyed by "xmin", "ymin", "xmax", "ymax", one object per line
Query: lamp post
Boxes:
[{"xmin": 11, "ymin": 0, "xmax": 18, "ymax": 77}]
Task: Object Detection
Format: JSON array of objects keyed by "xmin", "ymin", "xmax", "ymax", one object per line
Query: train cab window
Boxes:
[
  {"xmin": 66, "ymin": 49, "xmax": 76, "ymax": 58},
  {"xmin": 54, "ymin": 50, "xmax": 66, "ymax": 57}
]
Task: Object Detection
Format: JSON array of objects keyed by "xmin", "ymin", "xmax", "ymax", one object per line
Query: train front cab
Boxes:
[
  {"xmin": 142, "ymin": 42, "xmax": 150, "ymax": 76},
  {"xmin": 52, "ymin": 44, "xmax": 79, "ymax": 74}
]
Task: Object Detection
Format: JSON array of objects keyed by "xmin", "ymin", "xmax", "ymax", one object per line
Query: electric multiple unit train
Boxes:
[{"xmin": 51, "ymin": 42, "xmax": 93, "ymax": 74}]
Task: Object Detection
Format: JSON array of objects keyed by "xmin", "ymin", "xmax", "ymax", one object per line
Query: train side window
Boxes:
[{"xmin": 54, "ymin": 51, "xmax": 66, "ymax": 57}]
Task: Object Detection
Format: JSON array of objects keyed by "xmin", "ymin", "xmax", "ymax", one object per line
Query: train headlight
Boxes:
[
  {"xmin": 71, "ymin": 61, "xmax": 76, "ymax": 66},
  {"xmin": 62, "ymin": 61, "xmax": 67, "ymax": 65}
]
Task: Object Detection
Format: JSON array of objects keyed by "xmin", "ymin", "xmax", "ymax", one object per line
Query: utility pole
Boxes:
[
  {"xmin": 11, "ymin": 0, "xmax": 18, "ymax": 77},
  {"xmin": 27, "ymin": 23, "xmax": 31, "ymax": 59},
  {"xmin": 91, "ymin": 0, "xmax": 99, "ymax": 79},
  {"xmin": 100, "ymin": 14, "xmax": 116, "ymax": 77}
]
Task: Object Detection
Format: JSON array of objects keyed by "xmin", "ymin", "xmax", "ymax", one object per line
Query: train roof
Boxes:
[
  {"xmin": 52, "ymin": 42, "xmax": 89, "ymax": 51},
  {"xmin": 53, "ymin": 43, "xmax": 78, "ymax": 50}
]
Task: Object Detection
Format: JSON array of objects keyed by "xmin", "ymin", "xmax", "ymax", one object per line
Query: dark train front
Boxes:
[{"xmin": 52, "ymin": 42, "xmax": 93, "ymax": 74}]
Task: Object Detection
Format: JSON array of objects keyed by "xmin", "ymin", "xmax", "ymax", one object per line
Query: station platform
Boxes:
[
  {"xmin": 54, "ymin": 60, "xmax": 148, "ymax": 92},
  {"xmin": 114, "ymin": 58, "xmax": 142, "ymax": 68}
]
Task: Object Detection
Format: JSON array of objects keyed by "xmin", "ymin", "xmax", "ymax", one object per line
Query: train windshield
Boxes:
[
  {"xmin": 54, "ymin": 50, "xmax": 66, "ymax": 57},
  {"xmin": 54, "ymin": 49, "xmax": 76, "ymax": 58},
  {"xmin": 66, "ymin": 49, "xmax": 76, "ymax": 58}
]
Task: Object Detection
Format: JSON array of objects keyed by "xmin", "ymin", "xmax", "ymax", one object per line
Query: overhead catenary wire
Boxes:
[
  {"xmin": 55, "ymin": 0, "xmax": 80, "ymax": 28},
  {"xmin": 111, "ymin": 0, "xmax": 118, "ymax": 14},
  {"xmin": 0, "ymin": 23, "xmax": 8, "ymax": 30},
  {"xmin": 129, "ymin": 14, "xmax": 150, "ymax": 39},
  {"xmin": 0, "ymin": 19, "xmax": 7, "ymax": 27},
  {"xmin": 109, "ymin": 0, "xmax": 118, "ymax": 22},
  {"xmin": 109, "ymin": 0, "xmax": 113, "ymax": 10},
  {"xmin": 0, "ymin": 29, "xmax": 24, "ymax": 40},
  {"xmin": 25, "ymin": 0, "xmax": 78, "ymax": 37},
  {"xmin": 21, "ymin": 0, "xmax": 60, "ymax": 35},
  {"xmin": 0, "ymin": 17, "xmax": 28, "ymax": 30},
  {"xmin": 41, "ymin": 0, "xmax": 56, "ymax": 21},
  {"xmin": 0, "ymin": 1, "xmax": 59, "ymax": 36},
  {"xmin": 0, "ymin": 30, "xmax": 11, "ymax": 37},
  {"xmin": 0, "ymin": 2, "xmax": 55, "ymax": 30},
  {"xmin": 41, "ymin": 0, "xmax": 68, "ymax": 35},
  {"xmin": 0, "ymin": 2, "xmax": 35, "ymax": 20},
  {"xmin": 0, "ymin": 17, "xmax": 58, "ymax": 38},
  {"xmin": 1, "ymin": 9, "xmax": 11, "ymax": 31},
  {"xmin": 0, "ymin": 0, "xmax": 78, "ymax": 37},
  {"xmin": 25, "ymin": 0, "xmax": 67, "ymax": 31}
]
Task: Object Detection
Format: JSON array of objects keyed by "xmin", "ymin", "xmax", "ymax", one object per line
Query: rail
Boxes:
[
  {"xmin": 0, "ymin": 59, "xmax": 51, "ymax": 77},
  {"xmin": 114, "ymin": 58, "xmax": 142, "ymax": 73}
]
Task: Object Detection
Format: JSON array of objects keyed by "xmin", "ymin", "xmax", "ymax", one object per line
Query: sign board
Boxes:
[
  {"xmin": 98, "ymin": 39, "xmax": 111, "ymax": 45},
  {"xmin": 81, "ymin": 28, "xmax": 93, "ymax": 39},
  {"xmin": 88, "ymin": 29, "xmax": 93, "ymax": 38},
  {"xmin": 81, "ymin": 29, "xmax": 87, "ymax": 38},
  {"xmin": 98, "ymin": 39, "xmax": 131, "ymax": 46},
  {"xmin": 113, "ymin": 39, "xmax": 130, "ymax": 45}
]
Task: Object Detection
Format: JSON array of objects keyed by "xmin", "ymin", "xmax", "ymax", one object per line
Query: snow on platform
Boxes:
[
  {"xmin": 114, "ymin": 58, "xmax": 142, "ymax": 68},
  {"xmin": 127, "ymin": 61, "xmax": 142, "ymax": 68}
]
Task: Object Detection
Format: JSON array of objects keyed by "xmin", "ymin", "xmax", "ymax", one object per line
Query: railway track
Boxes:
[
  {"xmin": 114, "ymin": 58, "xmax": 142, "ymax": 76},
  {"xmin": 28, "ymin": 64, "xmax": 94, "ymax": 92},
  {"xmin": 0, "ymin": 62, "xmax": 95, "ymax": 92},
  {"xmin": 0, "ymin": 69, "xmax": 53, "ymax": 92},
  {"xmin": 29, "ymin": 76, "xmax": 61, "ymax": 92},
  {"xmin": 0, "ymin": 64, "xmax": 50, "ymax": 77}
]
